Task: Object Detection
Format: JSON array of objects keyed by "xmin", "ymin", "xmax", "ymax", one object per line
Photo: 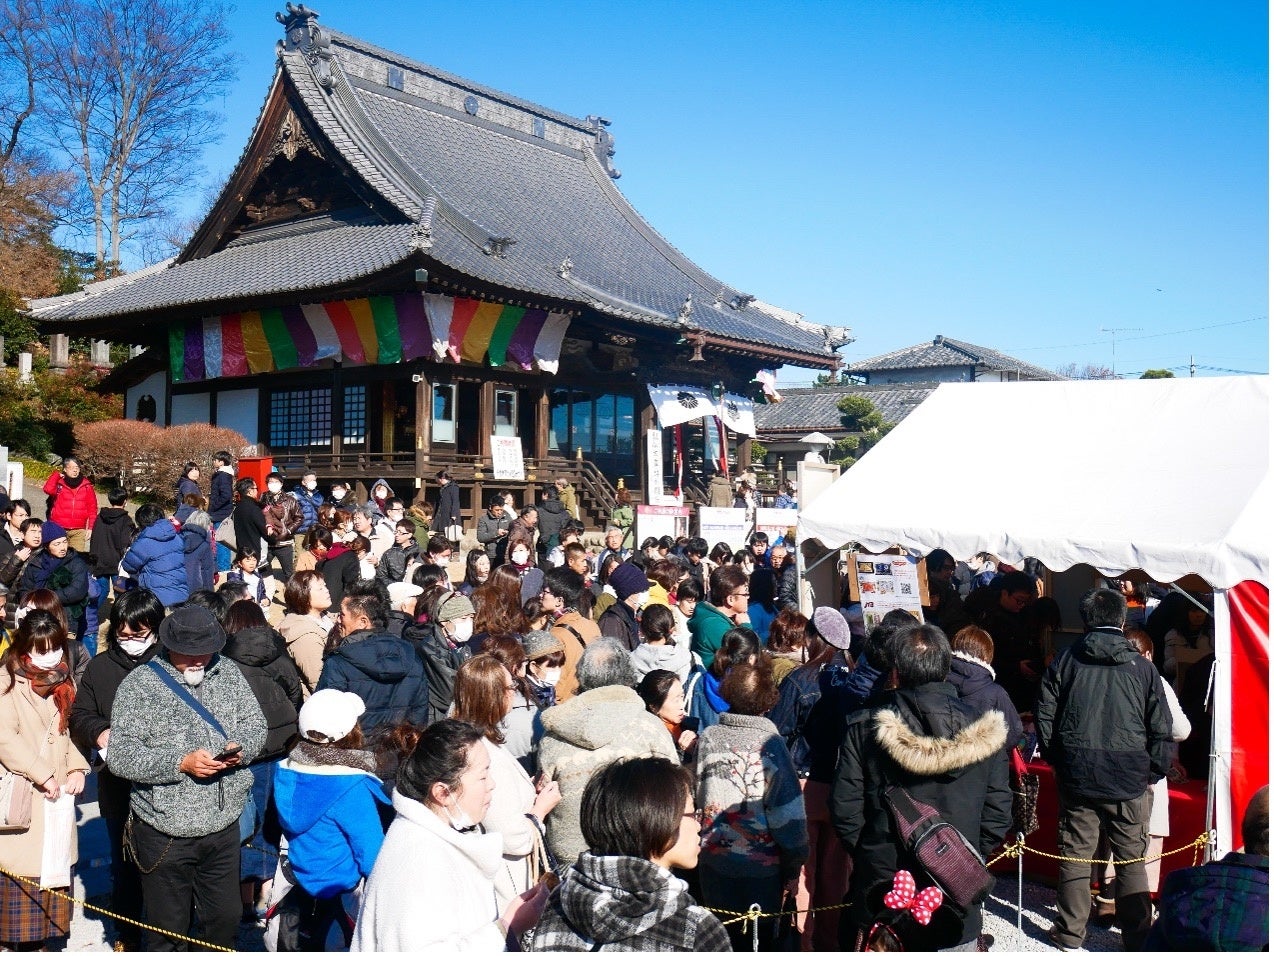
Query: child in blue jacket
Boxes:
[{"xmin": 271, "ymin": 689, "xmax": 389, "ymax": 949}]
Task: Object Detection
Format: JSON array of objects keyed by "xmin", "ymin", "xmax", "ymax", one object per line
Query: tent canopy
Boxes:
[{"xmin": 799, "ymin": 376, "xmax": 1269, "ymax": 589}]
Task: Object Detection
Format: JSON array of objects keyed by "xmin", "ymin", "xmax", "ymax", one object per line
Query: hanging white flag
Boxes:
[
  {"xmin": 647, "ymin": 385, "xmax": 716, "ymax": 428},
  {"xmin": 717, "ymin": 392, "xmax": 756, "ymax": 436}
]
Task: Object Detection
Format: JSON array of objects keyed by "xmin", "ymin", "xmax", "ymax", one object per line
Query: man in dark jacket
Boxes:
[
  {"xmin": 89, "ymin": 487, "xmax": 136, "ymax": 621},
  {"xmin": 375, "ymin": 519, "xmax": 421, "ymax": 587},
  {"xmin": 596, "ymin": 562, "xmax": 649, "ymax": 652},
  {"xmin": 121, "ymin": 505, "xmax": 189, "ymax": 609},
  {"xmin": 769, "ymin": 539, "xmax": 800, "ymax": 613},
  {"xmin": 475, "ymin": 496, "xmax": 510, "ymax": 561},
  {"xmin": 535, "ymin": 486, "xmax": 568, "ymax": 565},
  {"xmin": 1036, "ymin": 587, "xmax": 1172, "ymax": 951},
  {"xmin": 315, "ymin": 580, "xmax": 429, "ymax": 731},
  {"xmin": 830, "ymin": 623, "xmax": 1012, "ymax": 950},
  {"xmin": 289, "ymin": 469, "xmax": 324, "ymax": 549},
  {"xmin": 232, "ymin": 477, "xmax": 267, "ymax": 563},
  {"xmin": 262, "ymin": 472, "xmax": 303, "ymax": 581},
  {"xmin": 208, "ymin": 451, "xmax": 235, "ymax": 524}
]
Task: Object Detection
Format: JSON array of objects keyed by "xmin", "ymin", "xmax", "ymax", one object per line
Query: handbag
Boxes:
[
  {"xmin": 883, "ymin": 785, "xmax": 996, "ymax": 911},
  {"xmin": 445, "ymin": 522, "xmax": 463, "ymax": 543},
  {"xmin": 0, "ymin": 706, "xmax": 60, "ymax": 832},
  {"xmin": 0, "ymin": 769, "xmax": 33, "ymax": 832},
  {"xmin": 1009, "ymin": 747, "xmax": 1041, "ymax": 836},
  {"xmin": 146, "ymin": 661, "xmax": 258, "ymax": 845},
  {"xmin": 215, "ymin": 517, "xmax": 237, "ymax": 549}
]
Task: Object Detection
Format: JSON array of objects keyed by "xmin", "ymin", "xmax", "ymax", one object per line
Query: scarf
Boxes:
[
  {"xmin": 289, "ymin": 739, "xmax": 379, "ymax": 775},
  {"xmin": 60, "ymin": 473, "xmax": 84, "ymax": 489},
  {"xmin": 21, "ymin": 658, "xmax": 74, "ymax": 733}
]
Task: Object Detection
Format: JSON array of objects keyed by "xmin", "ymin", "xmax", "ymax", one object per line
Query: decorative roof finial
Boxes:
[
  {"xmin": 729, "ymin": 293, "xmax": 755, "ymax": 312},
  {"xmin": 677, "ymin": 294, "xmax": 694, "ymax": 327},
  {"xmin": 558, "ymin": 256, "xmax": 574, "ymax": 279},
  {"xmin": 276, "ymin": 3, "xmax": 335, "ymax": 91},
  {"xmin": 585, "ymin": 115, "xmax": 621, "ymax": 180}
]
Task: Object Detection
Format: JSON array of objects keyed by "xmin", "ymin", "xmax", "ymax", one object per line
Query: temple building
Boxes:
[{"xmin": 30, "ymin": 4, "xmax": 850, "ymax": 526}]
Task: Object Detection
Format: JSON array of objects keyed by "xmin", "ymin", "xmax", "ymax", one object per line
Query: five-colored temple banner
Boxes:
[{"xmin": 169, "ymin": 293, "xmax": 570, "ymax": 382}]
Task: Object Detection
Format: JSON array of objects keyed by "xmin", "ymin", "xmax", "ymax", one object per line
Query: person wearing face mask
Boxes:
[
  {"xmin": 0, "ymin": 609, "xmax": 91, "ymax": 953},
  {"xmin": 351, "ymin": 719, "xmax": 549, "ymax": 952},
  {"xmin": 504, "ymin": 537, "xmax": 546, "ymax": 605},
  {"xmin": 597, "ymin": 562, "xmax": 650, "ymax": 653},
  {"xmin": 42, "ymin": 456, "xmax": 96, "ymax": 553},
  {"xmin": 315, "ymin": 580, "xmax": 430, "ymax": 733},
  {"xmin": 522, "ymin": 629, "xmax": 566, "ymax": 710},
  {"xmin": 68, "ymin": 589, "xmax": 165, "ymax": 951},
  {"xmin": 107, "ymin": 603, "xmax": 268, "ymax": 952},
  {"xmin": 289, "ymin": 470, "xmax": 324, "ymax": 552}
]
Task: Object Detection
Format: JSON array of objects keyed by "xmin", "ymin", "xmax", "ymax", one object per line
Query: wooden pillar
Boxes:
[
  {"xmin": 415, "ymin": 374, "xmax": 429, "ymax": 502},
  {"xmin": 737, "ymin": 431, "xmax": 752, "ymax": 476},
  {"xmin": 478, "ymin": 380, "xmax": 494, "ymax": 460},
  {"xmin": 534, "ymin": 386, "xmax": 549, "ymax": 461}
]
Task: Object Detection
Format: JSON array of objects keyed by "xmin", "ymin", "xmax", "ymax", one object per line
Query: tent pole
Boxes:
[{"xmin": 1168, "ymin": 582, "xmax": 1212, "ymax": 616}]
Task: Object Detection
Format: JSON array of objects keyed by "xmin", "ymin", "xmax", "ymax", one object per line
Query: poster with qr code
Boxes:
[{"xmin": 851, "ymin": 551, "xmax": 924, "ymax": 630}]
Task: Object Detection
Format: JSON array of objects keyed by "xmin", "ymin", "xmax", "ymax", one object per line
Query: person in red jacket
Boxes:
[{"xmin": 43, "ymin": 457, "xmax": 96, "ymax": 552}]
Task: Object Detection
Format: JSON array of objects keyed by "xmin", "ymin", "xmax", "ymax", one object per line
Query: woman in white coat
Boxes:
[
  {"xmin": 451, "ymin": 654, "xmax": 561, "ymax": 908},
  {"xmin": 351, "ymin": 719, "xmax": 547, "ymax": 953},
  {"xmin": 0, "ymin": 611, "xmax": 90, "ymax": 950}
]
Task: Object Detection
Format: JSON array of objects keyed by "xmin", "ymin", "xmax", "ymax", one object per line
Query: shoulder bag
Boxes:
[
  {"xmin": 883, "ymin": 785, "xmax": 996, "ymax": 911},
  {"xmin": 0, "ymin": 703, "xmax": 61, "ymax": 832},
  {"xmin": 146, "ymin": 661, "xmax": 259, "ymax": 845},
  {"xmin": 215, "ymin": 516, "xmax": 238, "ymax": 549},
  {"xmin": 1009, "ymin": 746, "xmax": 1040, "ymax": 836}
]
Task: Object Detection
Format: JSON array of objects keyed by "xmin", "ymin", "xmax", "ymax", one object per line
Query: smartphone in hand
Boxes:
[{"xmin": 213, "ymin": 743, "xmax": 243, "ymax": 763}]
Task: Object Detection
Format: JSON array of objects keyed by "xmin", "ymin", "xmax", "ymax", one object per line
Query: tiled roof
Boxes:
[
  {"xmin": 31, "ymin": 12, "xmax": 848, "ymax": 366},
  {"xmin": 844, "ymin": 335, "xmax": 1063, "ymax": 380},
  {"xmin": 755, "ymin": 383, "xmax": 937, "ymax": 433},
  {"xmin": 28, "ymin": 221, "xmax": 419, "ymax": 323}
]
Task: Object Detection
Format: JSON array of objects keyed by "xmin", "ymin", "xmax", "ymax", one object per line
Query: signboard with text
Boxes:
[
  {"xmin": 490, "ymin": 435, "xmax": 525, "ymax": 480},
  {"xmin": 698, "ymin": 506, "xmax": 751, "ymax": 551},
  {"xmin": 636, "ymin": 504, "xmax": 690, "ymax": 545},
  {"xmin": 754, "ymin": 507, "xmax": 798, "ymax": 545},
  {"xmin": 850, "ymin": 551, "xmax": 925, "ymax": 630}
]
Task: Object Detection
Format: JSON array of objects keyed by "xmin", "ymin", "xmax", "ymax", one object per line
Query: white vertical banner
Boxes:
[{"xmin": 645, "ymin": 429, "xmax": 665, "ymax": 505}]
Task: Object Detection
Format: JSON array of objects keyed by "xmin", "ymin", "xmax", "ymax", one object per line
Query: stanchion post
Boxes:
[{"xmin": 1016, "ymin": 831, "xmax": 1025, "ymax": 943}]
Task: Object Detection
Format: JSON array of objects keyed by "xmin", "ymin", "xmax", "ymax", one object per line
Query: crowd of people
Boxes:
[{"xmin": 0, "ymin": 456, "xmax": 1264, "ymax": 953}]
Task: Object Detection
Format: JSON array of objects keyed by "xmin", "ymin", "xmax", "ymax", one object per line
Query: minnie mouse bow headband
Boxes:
[{"xmin": 881, "ymin": 870, "xmax": 944, "ymax": 925}]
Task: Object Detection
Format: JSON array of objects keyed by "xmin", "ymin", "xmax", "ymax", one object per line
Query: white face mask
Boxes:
[
  {"xmin": 303, "ymin": 480, "xmax": 317, "ymax": 490},
  {"xmin": 28, "ymin": 649, "xmax": 63, "ymax": 670},
  {"xmin": 633, "ymin": 591, "xmax": 651, "ymax": 611},
  {"xmin": 536, "ymin": 667, "xmax": 562, "ymax": 687},
  {"xmin": 450, "ymin": 618, "xmax": 474, "ymax": 642},
  {"xmin": 511, "ymin": 549, "xmax": 529, "ymax": 565},
  {"xmin": 445, "ymin": 798, "xmax": 477, "ymax": 833},
  {"xmin": 118, "ymin": 636, "xmax": 155, "ymax": 658},
  {"xmin": 331, "ymin": 489, "xmax": 347, "ymax": 501},
  {"xmin": 267, "ymin": 482, "xmax": 282, "ymax": 494},
  {"xmin": 181, "ymin": 666, "xmax": 206, "ymax": 687}
]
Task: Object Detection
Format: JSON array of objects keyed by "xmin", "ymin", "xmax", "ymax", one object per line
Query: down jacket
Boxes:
[
  {"xmin": 122, "ymin": 518, "xmax": 189, "ymax": 607},
  {"xmin": 830, "ymin": 682, "xmax": 1012, "ymax": 943},
  {"xmin": 43, "ymin": 472, "xmax": 96, "ymax": 531},
  {"xmin": 538, "ymin": 685, "xmax": 679, "ymax": 866},
  {"xmin": 223, "ymin": 625, "xmax": 303, "ymax": 762},
  {"xmin": 315, "ymin": 629, "xmax": 429, "ymax": 731},
  {"xmin": 181, "ymin": 524, "xmax": 215, "ymax": 594},
  {"xmin": 1036, "ymin": 626, "xmax": 1172, "ymax": 802},
  {"xmin": 945, "ymin": 652, "xmax": 1025, "ymax": 756}
]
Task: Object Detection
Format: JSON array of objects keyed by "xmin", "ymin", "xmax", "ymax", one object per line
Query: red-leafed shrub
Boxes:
[{"xmin": 75, "ymin": 421, "xmax": 249, "ymax": 500}]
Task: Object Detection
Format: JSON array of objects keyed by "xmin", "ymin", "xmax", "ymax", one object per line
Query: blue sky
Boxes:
[{"xmin": 191, "ymin": 0, "xmax": 1268, "ymax": 381}]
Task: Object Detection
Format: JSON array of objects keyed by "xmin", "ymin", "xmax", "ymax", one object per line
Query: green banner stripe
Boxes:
[
  {"xmin": 259, "ymin": 307, "xmax": 298, "ymax": 369},
  {"xmin": 370, "ymin": 295, "xmax": 402, "ymax": 365},
  {"xmin": 487, "ymin": 305, "xmax": 525, "ymax": 366},
  {"xmin": 169, "ymin": 324, "xmax": 186, "ymax": 382}
]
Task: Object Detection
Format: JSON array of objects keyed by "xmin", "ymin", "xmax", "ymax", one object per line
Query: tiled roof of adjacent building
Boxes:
[
  {"xmin": 755, "ymin": 383, "xmax": 937, "ymax": 432},
  {"xmin": 844, "ymin": 335, "xmax": 1063, "ymax": 380},
  {"xmin": 30, "ymin": 9, "xmax": 850, "ymax": 366}
]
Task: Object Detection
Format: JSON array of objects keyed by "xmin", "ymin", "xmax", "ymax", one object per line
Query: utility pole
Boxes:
[
  {"xmin": 1098, "ymin": 327, "xmax": 1143, "ymax": 378},
  {"xmin": 1190, "ymin": 355, "xmax": 1196, "ymax": 378}
]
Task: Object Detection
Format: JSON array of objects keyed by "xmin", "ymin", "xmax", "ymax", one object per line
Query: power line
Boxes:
[{"xmin": 1007, "ymin": 316, "xmax": 1265, "ymax": 353}]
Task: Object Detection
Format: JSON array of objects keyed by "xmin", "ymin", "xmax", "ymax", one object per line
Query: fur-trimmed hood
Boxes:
[{"xmin": 874, "ymin": 707, "xmax": 1007, "ymax": 777}]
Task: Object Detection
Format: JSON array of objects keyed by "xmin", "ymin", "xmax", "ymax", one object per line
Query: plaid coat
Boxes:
[{"xmin": 528, "ymin": 852, "xmax": 730, "ymax": 952}]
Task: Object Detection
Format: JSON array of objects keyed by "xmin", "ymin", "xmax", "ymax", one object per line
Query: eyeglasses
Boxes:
[
  {"xmin": 730, "ymin": 589, "xmax": 750, "ymax": 599},
  {"xmin": 116, "ymin": 626, "xmax": 153, "ymax": 639}
]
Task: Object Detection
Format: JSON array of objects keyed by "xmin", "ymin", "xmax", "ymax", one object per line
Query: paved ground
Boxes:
[{"xmin": 62, "ymin": 776, "xmax": 1125, "ymax": 954}]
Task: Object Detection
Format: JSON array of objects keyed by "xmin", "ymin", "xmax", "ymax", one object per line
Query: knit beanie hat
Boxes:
[
  {"xmin": 608, "ymin": 562, "xmax": 650, "ymax": 602},
  {"xmin": 813, "ymin": 606, "xmax": 853, "ymax": 650},
  {"xmin": 522, "ymin": 629, "xmax": 565, "ymax": 661},
  {"xmin": 436, "ymin": 593, "xmax": 475, "ymax": 622},
  {"xmin": 40, "ymin": 521, "xmax": 67, "ymax": 544}
]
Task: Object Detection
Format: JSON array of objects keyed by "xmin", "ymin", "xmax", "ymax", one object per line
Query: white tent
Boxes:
[{"xmin": 798, "ymin": 376, "xmax": 1269, "ymax": 853}]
